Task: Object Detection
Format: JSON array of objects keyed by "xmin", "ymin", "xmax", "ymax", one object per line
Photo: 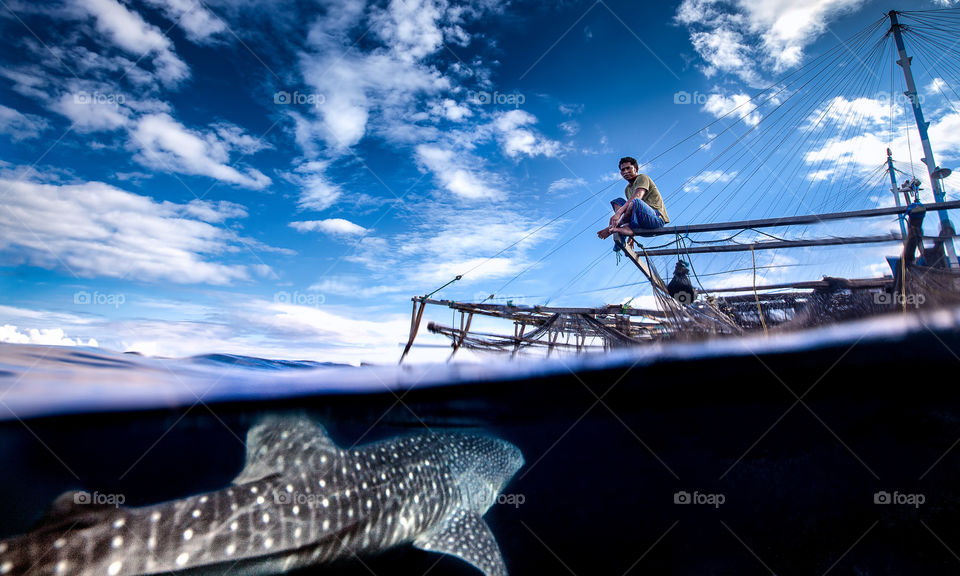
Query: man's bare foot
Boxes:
[
  {"xmin": 610, "ymin": 226, "xmax": 634, "ymax": 237},
  {"xmin": 597, "ymin": 227, "xmax": 614, "ymax": 239}
]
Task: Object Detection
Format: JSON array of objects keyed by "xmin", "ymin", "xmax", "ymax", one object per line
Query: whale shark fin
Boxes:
[
  {"xmin": 232, "ymin": 414, "xmax": 340, "ymax": 485},
  {"xmin": 413, "ymin": 507, "xmax": 508, "ymax": 576},
  {"xmin": 33, "ymin": 491, "xmax": 118, "ymax": 532}
]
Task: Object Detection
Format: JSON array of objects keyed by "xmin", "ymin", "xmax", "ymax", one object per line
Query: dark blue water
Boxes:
[{"xmin": 3, "ymin": 310, "xmax": 960, "ymax": 574}]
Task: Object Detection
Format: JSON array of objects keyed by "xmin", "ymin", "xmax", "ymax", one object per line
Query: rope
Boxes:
[{"xmin": 752, "ymin": 247, "xmax": 768, "ymax": 336}]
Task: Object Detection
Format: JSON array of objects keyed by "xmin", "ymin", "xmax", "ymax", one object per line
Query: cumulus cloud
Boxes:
[
  {"xmin": 548, "ymin": 177, "xmax": 588, "ymax": 193},
  {"xmin": 683, "ymin": 169, "xmax": 740, "ymax": 192},
  {"xmin": 0, "ymin": 176, "xmax": 260, "ymax": 284},
  {"xmin": 73, "ymin": 0, "xmax": 189, "ymax": 87},
  {"xmin": 142, "ymin": 0, "xmax": 227, "ymax": 43},
  {"xmin": 415, "ymin": 145, "xmax": 503, "ymax": 200},
  {"xmin": 0, "ymin": 324, "xmax": 98, "ymax": 347},
  {"xmin": 130, "ymin": 113, "xmax": 271, "ymax": 189},
  {"xmin": 291, "ymin": 0, "xmax": 503, "ymax": 153},
  {"xmin": 702, "ymin": 92, "xmax": 763, "ymax": 126},
  {"xmin": 290, "ymin": 219, "xmax": 368, "ymax": 237},
  {"xmin": 677, "ymin": 0, "xmax": 868, "ymax": 85},
  {"xmin": 51, "ymin": 91, "xmax": 131, "ymax": 132},
  {"xmin": 286, "ymin": 161, "xmax": 343, "ymax": 212},
  {"xmin": 493, "ymin": 110, "xmax": 560, "ymax": 158},
  {"xmin": 0, "ymin": 104, "xmax": 49, "ymax": 141}
]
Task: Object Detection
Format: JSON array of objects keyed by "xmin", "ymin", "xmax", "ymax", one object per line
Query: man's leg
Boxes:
[
  {"xmin": 598, "ymin": 197, "xmax": 629, "ymax": 239},
  {"xmin": 630, "ymin": 198, "xmax": 665, "ymax": 230}
]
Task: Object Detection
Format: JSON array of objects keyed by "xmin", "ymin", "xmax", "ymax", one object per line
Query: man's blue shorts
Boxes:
[{"xmin": 610, "ymin": 197, "xmax": 665, "ymax": 230}]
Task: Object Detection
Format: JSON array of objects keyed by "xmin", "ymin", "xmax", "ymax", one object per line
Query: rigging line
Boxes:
[
  {"xmin": 814, "ymin": 33, "xmax": 890, "ymax": 213},
  {"xmin": 544, "ymin": 248, "xmax": 610, "ymax": 305},
  {"xmin": 904, "ymin": 97, "xmax": 916, "ymax": 179},
  {"xmin": 683, "ymin": 23, "xmax": 884, "ymax": 226},
  {"xmin": 687, "ymin": 263, "xmax": 813, "ymax": 279},
  {"xmin": 677, "ymin": 20, "xmax": 883, "ymax": 224},
  {"xmin": 485, "ymin": 207, "xmax": 617, "ymax": 302},
  {"xmin": 550, "ymin": 280, "xmax": 649, "ymax": 298},
  {"xmin": 906, "ymin": 28, "xmax": 960, "ymax": 71},
  {"xmin": 910, "ymin": 39, "xmax": 960, "ymax": 118},
  {"xmin": 904, "ymin": 26, "xmax": 960, "ymax": 68},
  {"xmin": 657, "ymin": 17, "xmax": 887, "ymax": 185},
  {"xmin": 462, "ymin": 178, "xmax": 618, "ymax": 283},
  {"xmin": 760, "ymin": 34, "xmax": 882, "ymax": 217}
]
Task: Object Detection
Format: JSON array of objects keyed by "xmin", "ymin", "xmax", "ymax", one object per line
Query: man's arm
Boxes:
[{"xmin": 609, "ymin": 198, "xmax": 631, "ymax": 226}]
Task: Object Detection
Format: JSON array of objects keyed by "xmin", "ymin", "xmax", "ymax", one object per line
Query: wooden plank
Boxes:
[
  {"xmin": 613, "ymin": 233, "xmax": 668, "ymax": 292},
  {"xmin": 704, "ymin": 277, "xmax": 893, "ymax": 293},
  {"xmin": 640, "ymin": 233, "xmax": 902, "ymax": 256},
  {"xmin": 636, "ymin": 200, "xmax": 960, "ymax": 237}
]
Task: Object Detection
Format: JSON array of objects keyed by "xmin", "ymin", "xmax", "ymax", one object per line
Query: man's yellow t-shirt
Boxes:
[{"xmin": 624, "ymin": 173, "xmax": 669, "ymax": 223}]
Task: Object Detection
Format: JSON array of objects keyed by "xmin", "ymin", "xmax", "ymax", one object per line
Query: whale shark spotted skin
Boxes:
[{"xmin": 0, "ymin": 415, "xmax": 524, "ymax": 575}]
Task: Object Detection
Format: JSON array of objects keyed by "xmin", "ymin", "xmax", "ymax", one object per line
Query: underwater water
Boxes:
[{"xmin": 3, "ymin": 310, "xmax": 960, "ymax": 574}]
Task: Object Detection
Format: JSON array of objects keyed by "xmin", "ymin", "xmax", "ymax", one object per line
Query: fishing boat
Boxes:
[{"xmin": 400, "ymin": 9, "xmax": 960, "ymax": 361}]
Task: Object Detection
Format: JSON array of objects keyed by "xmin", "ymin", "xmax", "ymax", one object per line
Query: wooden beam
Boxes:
[
  {"xmin": 641, "ymin": 233, "xmax": 902, "ymax": 256},
  {"xmin": 612, "ymin": 233, "xmax": 669, "ymax": 292},
  {"xmin": 399, "ymin": 299, "xmax": 427, "ymax": 364},
  {"xmin": 704, "ymin": 277, "xmax": 893, "ymax": 293},
  {"xmin": 636, "ymin": 200, "xmax": 960, "ymax": 237}
]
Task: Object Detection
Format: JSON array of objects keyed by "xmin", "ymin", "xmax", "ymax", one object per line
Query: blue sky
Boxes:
[{"xmin": 2, "ymin": 0, "xmax": 959, "ymax": 363}]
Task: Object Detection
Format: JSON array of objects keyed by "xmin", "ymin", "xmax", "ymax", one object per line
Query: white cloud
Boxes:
[
  {"xmin": 292, "ymin": 0, "xmax": 503, "ymax": 153},
  {"xmin": 683, "ymin": 169, "xmax": 739, "ymax": 192},
  {"xmin": 0, "ymin": 324, "xmax": 98, "ymax": 347},
  {"xmin": 51, "ymin": 91, "xmax": 131, "ymax": 132},
  {"xmin": 677, "ymin": 0, "xmax": 868, "ymax": 85},
  {"xmin": 286, "ymin": 161, "xmax": 343, "ymax": 212},
  {"xmin": 0, "ymin": 176, "xmax": 258, "ymax": 284},
  {"xmin": 415, "ymin": 145, "xmax": 503, "ymax": 200},
  {"xmin": 142, "ymin": 0, "xmax": 227, "ymax": 43},
  {"xmin": 341, "ymin": 204, "xmax": 558, "ymax": 288},
  {"xmin": 308, "ymin": 277, "xmax": 400, "ymax": 298},
  {"xmin": 703, "ymin": 92, "xmax": 762, "ymax": 126},
  {"xmin": 927, "ymin": 77, "xmax": 947, "ymax": 95},
  {"xmin": 0, "ymin": 104, "xmax": 49, "ymax": 140},
  {"xmin": 182, "ymin": 199, "xmax": 248, "ymax": 223},
  {"xmin": 73, "ymin": 0, "xmax": 189, "ymax": 87},
  {"xmin": 130, "ymin": 113, "xmax": 271, "ymax": 189},
  {"xmin": 290, "ymin": 219, "xmax": 368, "ymax": 237},
  {"xmin": 803, "ymin": 96, "xmax": 893, "ymax": 131},
  {"xmin": 559, "ymin": 120, "xmax": 580, "ymax": 136},
  {"xmin": 493, "ymin": 110, "xmax": 560, "ymax": 158},
  {"xmin": 430, "ymin": 98, "xmax": 472, "ymax": 122},
  {"xmin": 689, "ymin": 26, "xmax": 759, "ymax": 84},
  {"xmin": 548, "ymin": 177, "xmax": 588, "ymax": 193}
]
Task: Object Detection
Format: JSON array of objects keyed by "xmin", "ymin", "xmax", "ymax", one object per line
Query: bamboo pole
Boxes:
[{"xmin": 399, "ymin": 298, "xmax": 427, "ymax": 364}]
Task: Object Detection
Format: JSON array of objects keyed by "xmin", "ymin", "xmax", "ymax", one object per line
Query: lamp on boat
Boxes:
[{"xmin": 932, "ymin": 167, "xmax": 952, "ymax": 180}]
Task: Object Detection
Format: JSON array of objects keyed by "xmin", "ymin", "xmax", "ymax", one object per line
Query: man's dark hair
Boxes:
[{"xmin": 618, "ymin": 156, "xmax": 638, "ymax": 169}]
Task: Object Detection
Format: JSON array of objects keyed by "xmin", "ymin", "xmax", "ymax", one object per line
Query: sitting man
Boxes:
[{"xmin": 597, "ymin": 156, "xmax": 669, "ymax": 240}]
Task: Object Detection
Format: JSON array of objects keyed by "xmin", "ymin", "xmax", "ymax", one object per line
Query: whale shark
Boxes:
[{"xmin": 0, "ymin": 415, "xmax": 524, "ymax": 575}]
